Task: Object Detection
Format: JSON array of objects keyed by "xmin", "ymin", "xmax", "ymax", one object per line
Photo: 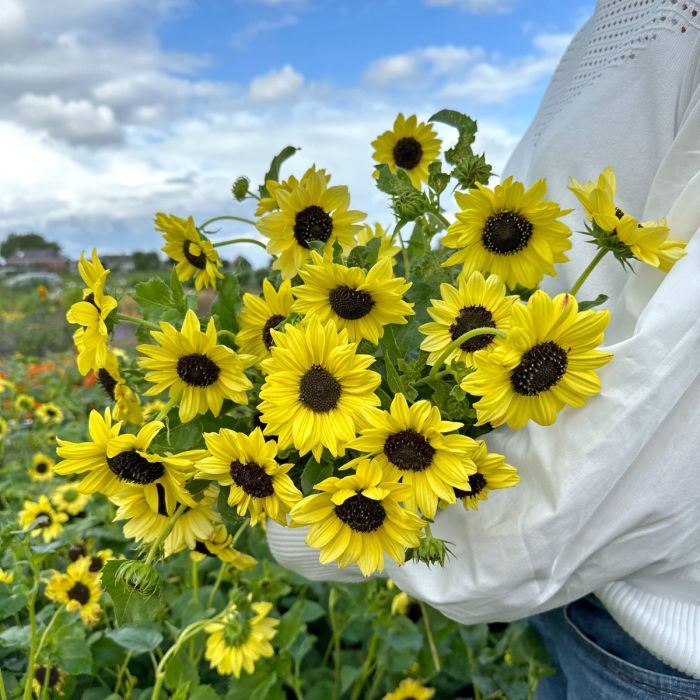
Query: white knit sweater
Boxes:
[{"xmin": 267, "ymin": 0, "xmax": 700, "ymax": 678}]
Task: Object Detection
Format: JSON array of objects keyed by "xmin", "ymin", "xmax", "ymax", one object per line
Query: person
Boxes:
[{"xmin": 267, "ymin": 1, "xmax": 700, "ymax": 697}]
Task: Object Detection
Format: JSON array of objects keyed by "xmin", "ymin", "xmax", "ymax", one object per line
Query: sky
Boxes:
[{"xmin": 0, "ymin": 0, "xmax": 593, "ymax": 263}]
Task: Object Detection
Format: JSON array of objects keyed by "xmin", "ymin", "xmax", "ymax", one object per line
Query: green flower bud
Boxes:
[
  {"xmin": 232, "ymin": 176, "xmax": 250, "ymax": 201},
  {"xmin": 453, "ymin": 154, "xmax": 492, "ymax": 190},
  {"xmin": 393, "ymin": 190, "xmax": 430, "ymax": 221},
  {"xmin": 114, "ymin": 560, "xmax": 161, "ymax": 598},
  {"xmin": 407, "ymin": 532, "xmax": 453, "ymax": 567}
]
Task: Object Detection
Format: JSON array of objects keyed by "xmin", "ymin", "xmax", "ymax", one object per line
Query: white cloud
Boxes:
[
  {"xmin": 424, "ymin": 0, "xmax": 515, "ymax": 14},
  {"xmin": 231, "ymin": 14, "xmax": 299, "ymax": 49},
  {"xmin": 249, "ymin": 65, "xmax": 304, "ymax": 102}
]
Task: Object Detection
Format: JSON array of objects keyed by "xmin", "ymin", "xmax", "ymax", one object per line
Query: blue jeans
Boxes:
[{"xmin": 530, "ymin": 596, "xmax": 700, "ymax": 699}]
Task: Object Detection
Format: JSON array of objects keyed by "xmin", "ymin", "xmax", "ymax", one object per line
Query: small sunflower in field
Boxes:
[
  {"xmin": 50, "ymin": 482, "xmax": 91, "ymax": 516},
  {"xmin": 190, "ymin": 524, "xmax": 257, "ymax": 568},
  {"xmin": 356, "ymin": 223, "xmax": 401, "ymax": 262},
  {"xmin": 0, "ymin": 376, "xmax": 15, "ymax": 394},
  {"xmin": 569, "ymin": 166, "xmax": 686, "ymax": 271},
  {"xmin": 235, "ymin": 278, "xmax": 294, "ymax": 365},
  {"xmin": 292, "ymin": 252, "xmax": 414, "ymax": 344},
  {"xmin": 419, "ymin": 271, "xmax": 517, "ymax": 368},
  {"xmin": 441, "ymin": 177, "xmax": 572, "ymax": 289},
  {"xmin": 198, "ymin": 428, "xmax": 301, "ymax": 526},
  {"xmin": 29, "ymin": 452, "xmax": 55, "ymax": 481},
  {"xmin": 14, "ymin": 393, "xmax": 34, "ymax": 412},
  {"xmin": 205, "ymin": 602, "xmax": 278, "ymax": 678},
  {"xmin": 463, "ymin": 291, "xmax": 612, "ymax": 429},
  {"xmin": 35, "ymin": 402, "xmax": 64, "ymax": 425},
  {"xmin": 347, "ymin": 393, "xmax": 477, "ymax": 519},
  {"xmin": 77, "ymin": 248, "xmax": 109, "ymax": 290},
  {"xmin": 157, "ymin": 213, "xmax": 225, "ymax": 290},
  {"xmin": 372, "ymin": 114, "xmax": 441, "ymax": 190},
  {"xmin": 0, "ymin": 569, "xmax": 13, "ymax": 584},
  {"xmin": 450, "ymin": 440, "xmax": 519, "ymax": 510},
  {"xmin": 256, "ymin": 169, "xmax": 366, "ymax": 279},
  {"xmin": 258, "ymin": 317, "xmax": 381, "ymax": 460},
  {"xmin": 31, "ymin": 665, "xmax": 66, "ymax": 697},
  {"xmin": 138, "ymin": 310, "xmax": 254, "ymax": 423},
  {"xmin": 45, "ymin": 559, "xmax": 102, "ymax": 625},
  {"xmin": 19, "ymin": 496, "xmax": 68, "ymax": 542},
  {"xmin": 290, "ymin": 459, "xmax": 424, "ymax": 576},
  {"xmin": 383, "ymin": 678, "xmax": 435, "ymax": 700},
  {"xmin": 95, "ymin": 350, "xmax": 142, "ymax": 424},
  {"xmin": 68, "ymin": 543, "xmax": 114, "ymax": 575}
]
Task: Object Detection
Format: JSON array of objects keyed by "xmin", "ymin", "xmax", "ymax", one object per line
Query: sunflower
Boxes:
[
  {"xmin": 235, "ymin": 278, "xmax": 294, "ymax": 365},
  {"xmin": 50, "ymin": 482, "xmax": 91, "ymax": 516},
  {"xmin": 111, "ymin": 483, "xmax": 218, "ymax": 556},
  {"xmin": 19, "ymin": 496, "xmax": 68, "ymax": 542},
  {"xmin": 383, "ymin": 678, "xmax": 435, "ymax": 700},
  {"xmin": 256, "ymin": 169, "xmax": 366, "ymax": 279},
  {"xmin": 68, "ymin": 544, "xmax": 114, "ymax": 575},
  {"xmin": 0, "ymin": 568, "xmax": 13, "ymax": 584},
  {"xmin": 157, "ymin": 213, "xmax": 225, "ymax": 290},
  {"xmin": 0, "ymin": 377, "xmax": 15, "ymax": 394},
  {"xmin": 462, "ymin": 290, "xmax": 612, "ymax": 429},
  {"xmin": 371, "ymin": 113, "xmax": 441, "ymax": 190},
  {"xmin": 72, "ymin": 327, "xmax": 110, "ymax": 377},
  {"xmin": 255, "ymin": 165, "xmax": 331, "ymax": 216},
  {"xmin": 198, "ymin": 428, "xmax": 301, "ymax": 526},
  {"xmin": 35, "ymin": 403, "xmax": 64, "ymax": 424},
  {"xmin": 290, "ymin": 458, "xmax": 424, "ymax": 576},
  {"xmin": 29, "ymin": 452, "xmax": 55, "ymax": 481},
  {"xmin": 347, "ymin": 393, "xmax": 477, "ymax": 519},
  {"xmin": 204, "ymin": 602, "xmax": 278, "ymax": 677},
  {"xmin": 44, "ymin": 559, "xmax": 102, "ymax": 625},
  {"xmin": 95, "ymin": 350, "xmax": 142, "ymax": 424},
  {"xmin": 390, "ymin": 590, "xmax": 412, "ymax": 616},
  {"xmin": 190, "ymin": 524, "xmax": 257, "ymax": 568},
  {"xmin": 56, "ymin": 410, "xmax": 195, "ymax": 509},
  {"xmin": 441, "ymin": 177, "xmax": 572, "ymax": 289},
  {"xmin": 142, "ymin": 400, "xmax": 166, "ymax": 421},
  {"xmin": 77, "ymin": 248, "xmax": 109, "ymax": 290},
  {"xmin": 450, "ymin": 440, "xmax": 519, "ymax": 510},
  {"xmin": 138, "ymin": 310, "xmax": 254, "ymax": 424},
  {"xmin": 356, "ymin": 223, "xmax": 401, "ymax": 262},
  {"xmin": 419, "ymin": 271, "xmax": 517, "ymax": 368},
  {"xmin": 258, "ymin": 317, "xmax": 381, "ymax": 460},
  {"xmin": 31, "ymin": 665, "xmax": 66, "ymax": 697},
  {"xmin": 14, "ymin": 393, "xmax": 34, "ymax": 412},
  {"xmin": 0, "ymin": 417, "xmax": 7, "ymax": 439},
  {"xmin": 292, "ymin": 252, "xmax": 414, "ymax": 344},
  {"xmin": 569, "ymin": 166, "xmax": 686, "ymax": 272}
]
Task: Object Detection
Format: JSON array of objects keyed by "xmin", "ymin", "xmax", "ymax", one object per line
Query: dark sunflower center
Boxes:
[
  {"xmin": 328, "ymin": 286, "xmax": 375, "ymax": 320},
  {"xmin": 68, "ymin": 544, "xmax": 87, "ymax": 562},
  {"xmin": 334, "ymin": 493, "xmax": 386, "ymax": 532},
  {"xmin": 299, "ymin": 364, "xmax": 341, "ymax": 412},
  {"xmin": 449, "ymin": 305, "xmax": 497, "ymax": 353},
  {"xmin": 176, "ymin": 353, "xmax": 220, "ymax": 387},
  {"xmin": 89, "ymin": 556, "xmax": 104, "ymax": 573},
  {"xmin": 34, "ymin": 666, "xmax": 60, "ymax": 688},
  {"xmin": 293, "ymin": 205, "xmax": 333, "ymax": 248},
  {"xmin": 156, "ymin": 483, "xmax": 169, "ymax": 517},
  {"xmin": 262, "ymin": 314, "xmax": 285, "ymax": 350},
  {"xmin": 97, "ymin": 368, "xmax": 117, "ymax": 400},
  {"xmin": 35, "ymin": 462, "xmax": 48, "ymax": 473},
  {"xmin": 67, "ymin": 582, "xmax": 91, "ymax": 605},
  {"xmin": 229, "ymin": 460, "xmax": 275, "ymax": 498},
  {"xmin": 35, "ymin": 512, "xmax": 52, "ymax": 528},
  {"xmin": 615, "ymin": 207, "xmax": 625, "ymax": 220},
  {"xmin": 510, "ymin": 341, "xmax": 568, "ymax": 396},
  {"xmin": 383, "ymin": 429, "xmax": 435, "ymax": 472},
  {"xmin": 46, "ymin": 408, "xmax": 57, "ymax": 417},
  {"xmin": 106, "ymin": 450, "xmax": 165, "ymax": 485},
  {"xmin": 84, "ymin": 292, "xmax": 101, "ymax": 313},
  {"xmin": 194, "ymin": 540, "xmax": 213, "ymax": 556},
  {"xmin": 482, "ymin": 212, "xmax": 533, "ymax": 255},
  {"xmin": 183, "ymin": 240, "xmax": 207, "ymax": 269},
  {"xmin": 455, "ymin": 472, "xmax": 488, "ymax": 499},
  {"xmin": 393, "ymin": 137, "xmax": 423, "ymax": 170}
]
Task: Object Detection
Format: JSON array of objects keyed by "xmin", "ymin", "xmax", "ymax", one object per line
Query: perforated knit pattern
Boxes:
[{"xmin": 532, "ymin": 0, "xmax": 700, "ymax": 146}]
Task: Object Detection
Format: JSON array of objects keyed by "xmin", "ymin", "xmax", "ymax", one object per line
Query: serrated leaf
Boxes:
[
  {"xmin": 133, "ymin": 277, "xmax": 186, "ymax": 325},
  {"xmin": 101, "ymin": 560, "xmax": 161, "ymax": 626},
  {"xmin": 211, "ymin": 274, "xmax": 241, "ymax": 335},
  {"xmin": 374, "ymin": 164, "xmax": 411, "ymax": 196},
  {"xmin": 429, "ymin": 109, "xmax": 478, "ymax": 165},
  {"xmin": 106, "ymin": 626, "xmax": 163, "ymax": 654},
  {"xmin": 259, "ymin": 146, "xmax": 300, "ymax": 197}
]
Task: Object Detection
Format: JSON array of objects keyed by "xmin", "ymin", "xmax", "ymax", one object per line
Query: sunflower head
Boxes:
[
  {"xmin": 31, "ymin": 665, "xmax": 66, "ymax": 697},
  {"xmin": 36, "ymin": 402, "xmax": 64, "ymax": 425},
  {"xmin": 356, "ymin": 223, "xmax": 401, "ymax": 263},
  {"xmin": 50, "ymin": 482, "xmax": 91, "ymax": 516},
  {"xmin": 45, "ymin": 559, "xmax": 103, "ymax": 625},
  {"xmin": 382, "ymin": 678, "xmax": 436, "ymax": 700},
  {"xmin": 463, "ymin": 290, "xmax": 613, "ymax": 429},
  {"xmin": 258, "ymin": 317, "xmax": 381, "ymax": 460},
  {"xmin": 256, "ymin": 170, "xmax": 366, "ymax": 279},
  {"xmin": 255, "ymin": 165, "xmax": 331, "ymax": 216},
  {"xmin": 19, "ymin": 495, "xmax": 68, "ymax": 542},
  {"xmin": 191, "ymin": 524, "xmax": 257, "ymax": 568},
  {"xmin": 441, "ymin": 177, "xmax": 573, "ymax": 289},
  {"xmin": 372, "ymin": 114, "xmax": 441, "ymax": 190},
  {"xmin": 29, "ymin": 452, "xmax": 55, "ymax": 481}
]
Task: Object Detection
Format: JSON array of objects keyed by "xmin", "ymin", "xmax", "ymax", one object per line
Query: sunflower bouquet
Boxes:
[{"xmin": 58, "ymin": 109, "xmax": 685, "ymax": 620}]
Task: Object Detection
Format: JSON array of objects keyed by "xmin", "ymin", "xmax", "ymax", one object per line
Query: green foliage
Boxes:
[
  {"xmin": 0, "ymin": 232, "xmax": 60, "ymax": 258},
  {"xmin": 132, "ymin": 251, "xmax": 162, "ymax": 271},
  {"xmin": 259, "ymin": 146, "xmax": 300, "ymax": 197}
]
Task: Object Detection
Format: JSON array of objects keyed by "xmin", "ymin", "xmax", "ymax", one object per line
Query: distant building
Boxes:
[
  {"xmin": 101, "ymin": 254, "xmax": 135, "ymax": 272},
  {"xmin": 4, "ymin": 249, "xmax": 67, "ymax": 272}
]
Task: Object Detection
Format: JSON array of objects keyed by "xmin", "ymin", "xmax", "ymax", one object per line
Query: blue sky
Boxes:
[{"xmin": 0, "ymin": 0, "xmax": 592, "ymax": 260}]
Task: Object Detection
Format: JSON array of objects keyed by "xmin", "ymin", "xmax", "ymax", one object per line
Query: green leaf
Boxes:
[
  {"xmin": 374, "ymin": 164, "xmax": 411, "ymax": 195},
  {"xmin": 259, "ymin": 146, "xmax": 300, "ymax": 197},
  {"xmin": 301, "ymin": 459, "xmax": 333, "ymax": 495},
  {"xmin": 384, "ymin": 358, "xmax": 405, "ymax": 395},
  {"xmin": 189, "ymin": 687, "xmax": 221, "ymax": 700},
  {"xmin": 0, "ymin": 587, "xmax": 27, "ymax": 619},
  {"xmin": 106, "ymin": 626, "xmax": 163, "ymax": 654},
  {"xmin": 211, "ymin": 274, "xmax": 242, "ymax": 334},
  {"xmin": 578, "ymin": 294, "xmax": 608, "ymax": 311},
  {"xmin": 164, "ymin": 647, "xmax": 199, "ymax": 688},
  {"xmin": 0, "ymin": 625, "xmax": 31, "ymax": 648},
  {"xmin": 459, "ymin": 623, "xmax": 489, "ymax": 653},
  {"xmin": 54, "ymin": 636, "xmax": 93, "ymax": 674},
  {"xmin": 275, "ymin": 600, "xmax": 306, "ymax": 651},
  {"xmin": 101, "ymin": 560, "xmax": 161, "ymax": 626},
  {"xmin": 133, "ymin": 277, "xmax": 186, "ymax": 325},
  {"xmin": 429, "ymin": 109, "xmax": 478, "ymax": 165}
]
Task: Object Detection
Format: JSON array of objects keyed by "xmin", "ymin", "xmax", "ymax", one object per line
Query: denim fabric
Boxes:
[{"xmin": 530, "ymin": 596, "xmax": 700, "ymax": 699}]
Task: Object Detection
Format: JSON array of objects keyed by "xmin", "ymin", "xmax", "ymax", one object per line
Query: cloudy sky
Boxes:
[{"xmin": 0, "ymin": 0, "xmax": 592, "ymax": 262}]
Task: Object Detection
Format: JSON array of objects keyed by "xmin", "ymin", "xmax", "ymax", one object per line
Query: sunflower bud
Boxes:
[
  {"xmin": 392, "ymin": 190, "xmax": 429, "ymax": 221},
  {"xmin": 232, "ymin": 176, "xmax": 250, "ymax": 201},
  {"xmin": 453, "ymin": 154, "xmax": 492, "ymax": 190},
  {"xmin": 407, "ymin": 532, "xmax": 453, "ymax": 567},
  {"xmin": 114, "ymin": 560, "xmax": 161, "ymax": 598}
]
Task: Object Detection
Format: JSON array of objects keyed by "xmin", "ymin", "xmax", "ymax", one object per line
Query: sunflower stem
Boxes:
[
  {"xmin": 144, "ymin": 503, "xmax": 189, "ymax": 567},
  {"xmin": 398, "ymin": 230, "xmax": 410, "ymax": 280},
  {"xmin": 206, "ymin": 561, "xmax": 228, "ymax": 609},
  {"xmin": 115, "ymin": 313, "xmax": 160, "ymax": 331},
  {"xmin": 199, "ymin": 215, "xmax": 257, "ymax": 229},
  {"xmin": 432, "ymin": 209, "xmax": 452, "ymax": 230},
  {"xmin": 212, "ymin": 237, "xmax": 267, "ymax": 250},
  {"xmin": 34, "ymin": 607, "xmax": 62, "ymax": 659},
  {"xmin": 422, "ymin": 327, "xmax": 507, "ymax": 382},
  {"xmin": 22, "ymin": 546, "xmax": 40, "ymax": 700},
  {"xmin": 230, "ymin": 519, "xmax": 249, "ymax": 546},
  {"xmin": 569, "ymin": 248, "xmax": 608, "ymax": 296},
  {"xmin": 328, "ymin": 587, "xmax": 343, "ymax": 699},
  {"xmin": 153, "ymin": 396, "xmax": 178, "ymax": 423},
  {"xmin": 419, "ymin": 601, "xmax": 442, "ymax": 673}
]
